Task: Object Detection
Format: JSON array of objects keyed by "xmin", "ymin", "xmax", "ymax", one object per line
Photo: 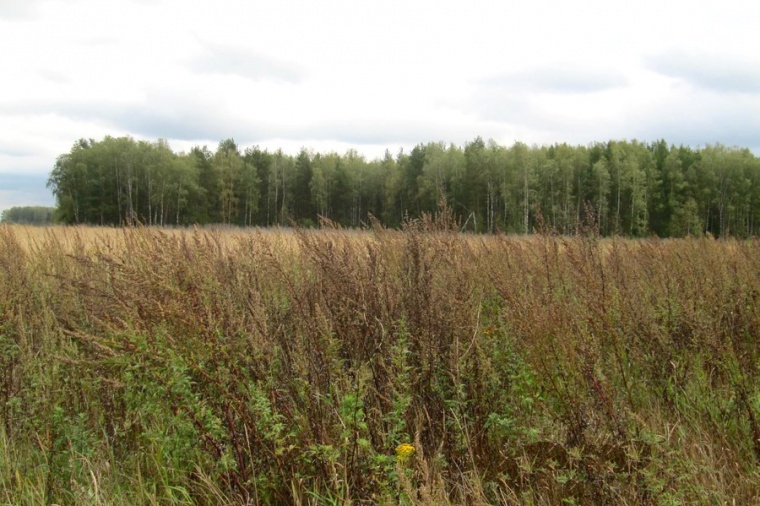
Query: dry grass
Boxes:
[{"xmin": 1, "ymin": 218, "xmax": 760, "ymax": 505}]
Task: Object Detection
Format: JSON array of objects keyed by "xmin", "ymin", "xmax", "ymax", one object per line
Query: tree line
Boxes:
[
  {"xmin": 0, "ymin": 206, "xmax": 55, "ymax": 225},
  {"xmin": 46, "ymin": 135, "xmax": 760, "ymax": 237}
]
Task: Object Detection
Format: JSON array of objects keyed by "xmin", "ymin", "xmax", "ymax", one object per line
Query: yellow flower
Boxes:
[{"xmin": 395, "ymin": 443, "xmax": 415, "ymax": 464}]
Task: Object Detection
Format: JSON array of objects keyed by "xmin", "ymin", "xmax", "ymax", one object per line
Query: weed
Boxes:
[{"xmin": 1, "ymin": 222, "xmax": 760, "ymax": 504}]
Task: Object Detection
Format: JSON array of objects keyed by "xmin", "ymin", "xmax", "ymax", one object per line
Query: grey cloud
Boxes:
[
  {"xmin": 468, "ymin": 67, "xmax": 628, "ymax": 127},
  {"xmin": 479, "ymin": 67, "xmax": 628, "ymax": 94},
  {"xmin": 298, "ymin": 118, "xmax": 477, "ymax": 146},
  {"xmin": 254, "ymin": 117, "xmax": 479, "ymax": 151},
  {"xmin": 0, "ymin": 89, "xmax": 477, "ymax": 148},
  {"xmin": 192, "ymin": 43, "xmax": 305, "ymax": 84},
  {"xmin": 108, "ymin": 103, "xmax": 478, "ymax": 150},
  {"xmin": 472, "ymin": 95, "xmax": 535, "ymax": 125},
  {"xmin": 464, "ymin": 72, "xmax": 760, "ymax": 154},
  {"xmin": 613, "ymin": 87, "xmax": 760, "ymax": 154},
  {"xmin": 465, "ymin": 85, "xmax": 558, "ymax": 128},
  {"xmin": 0, "ymin": 92, "xmax": 274, "ymax": 145},
  {"xmin": 100, "ymin": 92, "xmax": 308, "ymax": 144},
  {"xmin": 111, "ymin": 104, "xmax": 250, "ymax": 142},
  {"xmin": 646, "ymin": 52, "xmax": 760, "ymax": 94}
]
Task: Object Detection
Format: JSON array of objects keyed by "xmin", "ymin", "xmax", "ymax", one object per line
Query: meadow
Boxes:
[{"xmin": 1, "ymin": 215, "xmax": 760, "ymax": 505}]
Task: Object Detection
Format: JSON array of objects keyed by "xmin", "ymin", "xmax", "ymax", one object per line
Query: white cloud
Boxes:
[
  {"xmin": 480, "ymin": 64, "xmax": 628, "ymax": 92},
  {"xmin": 191, "ymin": 42, "xmax": 306, "ymax": 83},
  {"xmin": 0, "ymin": 1, "xmax": 38, "ymax": 19}
]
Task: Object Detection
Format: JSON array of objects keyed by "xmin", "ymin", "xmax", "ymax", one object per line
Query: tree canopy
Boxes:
[{"xmin": 46, "ymin": 135, "xmax": 760, "ymax": 237}]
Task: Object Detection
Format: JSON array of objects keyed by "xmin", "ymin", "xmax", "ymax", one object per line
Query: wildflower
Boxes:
[{"xmin": 395, "ymin": 443, "xmax": 415, "ymax": 464}]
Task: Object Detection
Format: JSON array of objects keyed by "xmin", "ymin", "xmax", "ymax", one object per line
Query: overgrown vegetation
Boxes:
[{"xmin": 2, "ymin": 215, "xmax": 760, "ymax": 504}]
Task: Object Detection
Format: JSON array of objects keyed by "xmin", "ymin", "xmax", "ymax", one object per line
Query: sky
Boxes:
[{"xmin": 1, "ymin": 0, "xmax": 760, "ymax": 212}]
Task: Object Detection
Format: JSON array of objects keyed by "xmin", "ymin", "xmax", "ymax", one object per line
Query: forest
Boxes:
[
  {"xmin": 0, "ymin": 206, "xmax": 55, "ymax": 225},
  {"xmin": 47, "ymin": 136, "xmax": 760, "ymax": 237}
]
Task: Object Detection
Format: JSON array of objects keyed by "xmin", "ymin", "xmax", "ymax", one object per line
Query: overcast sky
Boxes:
[{"xmin": 2, "ymin": 0, "xmax": 760, "ymax": 211}]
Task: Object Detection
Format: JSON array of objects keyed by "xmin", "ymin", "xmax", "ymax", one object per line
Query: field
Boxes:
[{"xmin": 1, "ymin": 217, "xmax": 760, "ymax": 505}]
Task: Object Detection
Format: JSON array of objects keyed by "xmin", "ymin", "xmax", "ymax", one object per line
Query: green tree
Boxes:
[
  {"xmin": 48, "ymin": 139, "xmax": 93, "ymax": 223},
  {"xmin": 243, "ymin": 146, "xmax": 274, "ymax": 226},
  {"xmin": 402, "ymin": 144, "xmax": 426, "ymax": 218},
  {"xmin": 193, "ymin": 146, "xmax": 219, "ymax": 224},
  {"xmin": 44, "ymin": 134, "xmax": 760, "ymax": 236},
  {"xmin": 379, "ymin": 150, "xmax": 403, "ymax": 227},
  {"xmin": 237, "ymin": 149, "xmax": 261, "ymax": 227},
  {"xmin": 463, "ymin": 138, "xmax": 488, "ymax": 231},
  {"xmin": 213, "ymin": 139, "xmax": 243, "ymax": 225},
  {"xmin": 343, "ymin": 149, "xmax": 366, "ymax": 227},
  {"xmin": 511, "ymin": 141, "xmax": 535, "ymax": 234},
  {"xmin": 293, "ymin": 149, "xmax": 314, "ymax": 225},
  {"xmin": 0, "ymin": 206, "xmax": 55, "ymax": 224},
  {"xmin": 419, "ymin": 142, "xmax": 464, "ymax": 214},
  {"xmin": 590, "ymin": 158, "xmax": 611, "ymax": 234},
  {"xmin": 548, "ymin": 143, "xmax": 588, "ymax": 233},
  {"xmin": 167, "ymin": 153, "xmax": 201, "ymax": 226},
  {"xmin": 310, "ymin": 153, "xmax": 330, "ymax": 220},
  {"xmin": 145, "ymin": 139, "xmax": 175, "ymax": 226},
  {"xmin": 271, "ymin": 149, "xmax": 294, "ymax": 225}
]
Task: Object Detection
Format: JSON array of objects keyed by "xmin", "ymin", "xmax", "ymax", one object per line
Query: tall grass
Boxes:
[{"xmin": 1, "ymin": 218, "xmax": 759, "ymax": 504}]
